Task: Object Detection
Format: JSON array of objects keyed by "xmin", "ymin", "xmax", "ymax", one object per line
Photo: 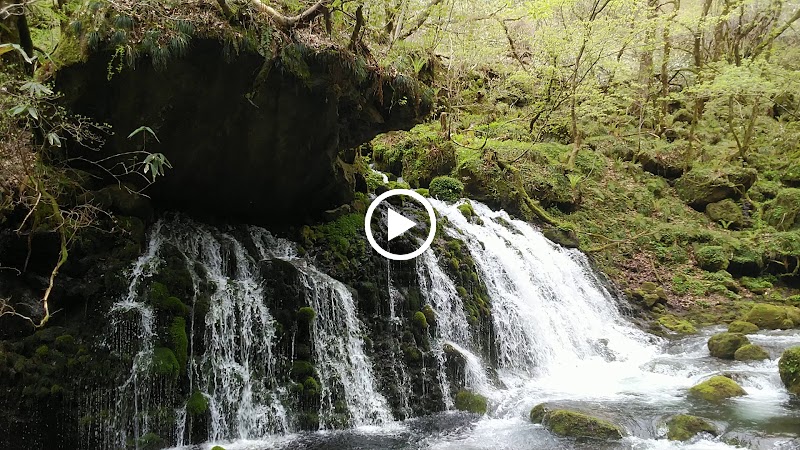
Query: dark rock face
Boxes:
[{"xmin": 56, "ymin": 39, "xmax": 430, "ymax": 225}]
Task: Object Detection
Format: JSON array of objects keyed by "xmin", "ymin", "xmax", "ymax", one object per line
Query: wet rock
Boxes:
[
  {"xmin": 708, "ymin": 332, "xmax": 750, "ymax": 359},
  {"xmin": 689, "ymin": 375, "xmax": 746, "ymax": 401},
  {"xmin": 727, "ymin": 321, "xmax": 759, "ymax": 334},
  {"xmin": 779, "ymin": 347, "xmax": 800, "ymax": 395},
  {"xmin": 734, "ymin": 344, "xmax": 769, "ymax": 361},
  {"xmin": 543, "ymin": 227, "xmax": 580, "ymax": 249},
  {"xmin": 666, "ymin": 414, "xmax": 717, "ymax": 441},
  {"xmin": 454, "ymin": 390, "xmax": 487, "ymax": 414},
  {"xmin": 658, "ymin": 315, "xmax": 696, "ymax": 334},
  {"xmin": 529, "ymin": 404, "xmax": 625, "ymax": 439}
]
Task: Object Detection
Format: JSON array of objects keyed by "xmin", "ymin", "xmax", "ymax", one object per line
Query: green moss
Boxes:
[
  {"xmin": 666, "ymin": 414, "xmax": 717, "ymax": 441},
  {"xmin": 734, "ymin": 344, "xmax": 769, "ymax": 361},
  {"xmin": 303, "ymin": 376, "xmax": 320, "ymax": 396},
  {"xmin": 412, "ymin": 311, "xmax": 429, "ymax": 329},
  {"xmin": 211, "ymin": 446, "xmax": 226, "ymax": 450},
  {"xmin": 149, "ymin": 282, "xmax": 189, "ymax": 316},
  {"xmin": 707, "ymin": 332, "xmax": 750, "ymax": 359},
  {"xmin": 764, "ymin": 188, "xmax": 800, "ymax": 231},
  {"xmin": 402, "ymin": 141, "xmax": 457, "ymax": 188},
  {"xmin": 290, "ymin": 360, "xmax": 315, "ymax": 380},
  {"xmin": 34, "ymin": 345, "xmax": 49, "ymax": 358},
  {"xmin": 422, "ymin": 304, "xmax": 436, "ymax": 327},
  {"xmin": 169, "ymin": 317, "xmax": 188, "ymax": 370},
  {"xmin": 740, "ymin": 277, "xmax": 773, "ymax": 294},
  {"xmin": 136, "ymin": 432, "xmax": 163, "ymax": 450},
  {"xmin": 542, "ymin": 409, "xmax": 624, "ymax": 439},
  {"xmin": 415, "ymin": 188, "xmax": 429, "ymax": 197},
  {"xmin": 429, "ymin": 176, "xmax": 464, "ymax": 202},
  {"xmin": 151, "ymin": 347, "xmax": 180, "ymax": 378},
  {"xmin": 705, "ymin": 199, "xmax": 744, "ymax": 228},
  {"xmin": 728, "ymin": 321, "xmax": 759, "ymax": 334},
  {"xmin": 779, "ymin": 347, "xmax": 800, "ymax": 395},
  {"xmin": 54, "ymin": 335, "xmax": 76, "ymax": 353},
  {"xmin": 312, "ymin": 213, "xmax": 366, "ymax": 264},
  {"xmin": 297, "ymin": 307, "xmax": 317, "ymax": 323},
  {"xmin": 695, "ymin": 246, "xmax": 729, "ymax": 272},
  {"xmin": 529, "ymin": 403, "xmax": 548, "ymax": 423},
  {"xmin": 458, "ymin": 201, "xmax": 475, "ymax": 219},
  {"xmin": 454, "ymin": 390, "xmax": 487, "ymax": 414},
  {"xmin": 658, "ymin": 315, "xmax": 697, "ymax": 334},
  {"xmin": 744, "ymin": 304, "xmax": 794, "ymax": 329},
  {"xmin": 689, "ymin": 376, "xmax": 746, "ymax": 401},
  {"xmin": 186, "ymin": 389, "xmax": 208, "ymax": 416}
]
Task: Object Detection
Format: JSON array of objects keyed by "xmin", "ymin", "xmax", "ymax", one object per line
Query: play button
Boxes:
[
  {"xmin": 365, "ymin": 189, "xmax": 437, "ymax": 261},
  {"xmin": 387, "ymin": 208, "xmax": 417, "ymax": 241}
]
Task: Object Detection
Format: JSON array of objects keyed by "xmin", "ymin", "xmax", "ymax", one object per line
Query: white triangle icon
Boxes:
[{"xmin": 387, "ymin": 207, "xmax": 417, "ymax": 241}]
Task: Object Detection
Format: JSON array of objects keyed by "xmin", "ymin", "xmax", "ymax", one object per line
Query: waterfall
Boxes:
[
  {"xmin": 430, "ymin": 199, "xmax": 659, "ymax": 380},
  {"xmin": 103, "ymin": 216, "xmax": 391, "ymax": 448}
]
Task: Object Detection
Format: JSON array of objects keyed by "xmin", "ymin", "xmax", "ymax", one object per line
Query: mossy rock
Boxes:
[
  {"xmin": 454, "ymin": 390, "xmax": 487, "ymax": 414},
  {"xmin": 211, "ymin": 447, "xmax": 226, "ymax": 450},
  {"xmin": 169, "ymin": 317, "xmax": 188, "ymax": 370},
  {"xmin": 727, "ymin": 321, "xmax": 759, "ymax": 334},
  {"xmin": 764, "ymin": 188, "xmax": 800, "ymax": 231},
  {"xmin": 290, "ymin": 360, "xmax": 315, "ymax": 380},
  {"xmin": 734, "ymin": 344, "xmax": 769, "ymax": 361},
  {"xmin": 543, "ymin": 227, "xmax": 580, "ymax": 249},
  {"xmin": 151, "ymin": 347, "xmax": 180, "ymax": 378},
  {"xmin": 296, "ymin": 307, "xmax": 317, "ymax": 323},
  {"xmin": 695, "ymin": 246, "xmax": 729, "ymax": 272},
  {"xmin": 532, "ymin": 406, "xmax": 624, "ymax": 440},
  {"xmin": 136, "ymin": 432, "xmax": 164, "ymax": 450},
  {"xmin": 186, "ymin": 389, "xmax": 209, "ymax": 416},
  {"xmin": 708, "ymin": 332, "xmax": 750, "ymax": 359},
  {"xmin": 674, "ymin": 167, "xmax": 757, "ymax": 209},
  {"xmin": 429, "ymin": 176, "xmax": 464, "ymax": 202},
  {"xmin": 658, "ymin": 315, "xmax": 696, "ymax": 334},
  {"xmin": 99, "ymin": 184, "xmax": 154, "ymax": 220},
  {"xmin": 688, "ymin": 376, "xmax": 746, "ymax": 401},
  {"xmin": 422, "ymin": 304, "xmax": 436, "ymax": 327},
  {"xmin": 740, "ymin": 277, "xmax": 773, "ymax": 294},
  {"xmin": 744, "ymin": 304, "xmax": 794, "ymax": 330},
  {"xmin": 401, "ymin": 142, "xmax": 457, "ymax": 188},
  {"xmin": 705, "ymin": 199, "xmax": 744, "ymax": 228},
  {"xmin": 780, "ymin": 347, "xmax": 800, "ymax": 394},
  {"xmin": 412, "ymin": 311, "xmax": 429, "ymax": 329},
  {"xmin": 457, "ymin": 201, "xmax": 475, "ymax": 219},
  {"xmin": 666, "ymin": 414, "xmax": 717, "ymax": 441}
]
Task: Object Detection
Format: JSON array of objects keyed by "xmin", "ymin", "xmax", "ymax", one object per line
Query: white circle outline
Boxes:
[{"xmin": 364, "ymin": 189, "xmax": 437, "ymax": 261}]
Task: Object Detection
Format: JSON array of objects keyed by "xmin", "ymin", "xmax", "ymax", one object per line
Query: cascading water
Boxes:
[{"xmin": 102, "ymin": 198, "xmax": 799, "ymax": 450}]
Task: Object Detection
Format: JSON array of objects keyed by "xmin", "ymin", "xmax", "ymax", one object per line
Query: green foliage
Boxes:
[{"xmin": 429, "ymin": 176, "xmax": 464, "ymax": 202}]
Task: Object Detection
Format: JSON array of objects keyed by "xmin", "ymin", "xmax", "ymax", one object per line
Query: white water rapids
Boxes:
[{"xmin": 106, "ymin": 199, "xmax": 799, "ymax": 450}]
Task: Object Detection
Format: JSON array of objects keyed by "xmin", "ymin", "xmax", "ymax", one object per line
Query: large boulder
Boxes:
[
  {"xmin": 666, "ymin": 414, "xmax": 717, "ymax": 441},
  {"xmin": 689, "ymin": 375, "xmax": 746, "ymax": 401},
  {"xmin": 764, "ymin": 188, "xmax": 800, "ymax": 231},
  {"xmin": 734, "ymin": 344, "xmax": 769, "ymax": 361},
  {"xmin": 707, "ymin": 332, "xmax": 750, "ymax": 359},
  {"xmin": 779, "ymin": 347, "xmax": 800, "ymax": 395},
  {"xmin": 727, "ymin": 321, "xmax": 759, "ymax": 334},
  {"xmin": 705, "ymin": 199, "xmax": 744, "ymax": 228},
  {"xmin": 57, "ymin": 40, "xmax": 430, "ymax": 225},
  {"xmin": 744, "ymin": 304, "xmax": 797, "ymax": 330},
  {"xmin": 529, "ymin": 404, "xmax": 624, "ymax": 440},
  {"xmin": 674, "ymin": 167, "xmax": 757, "ymax": 209}
]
